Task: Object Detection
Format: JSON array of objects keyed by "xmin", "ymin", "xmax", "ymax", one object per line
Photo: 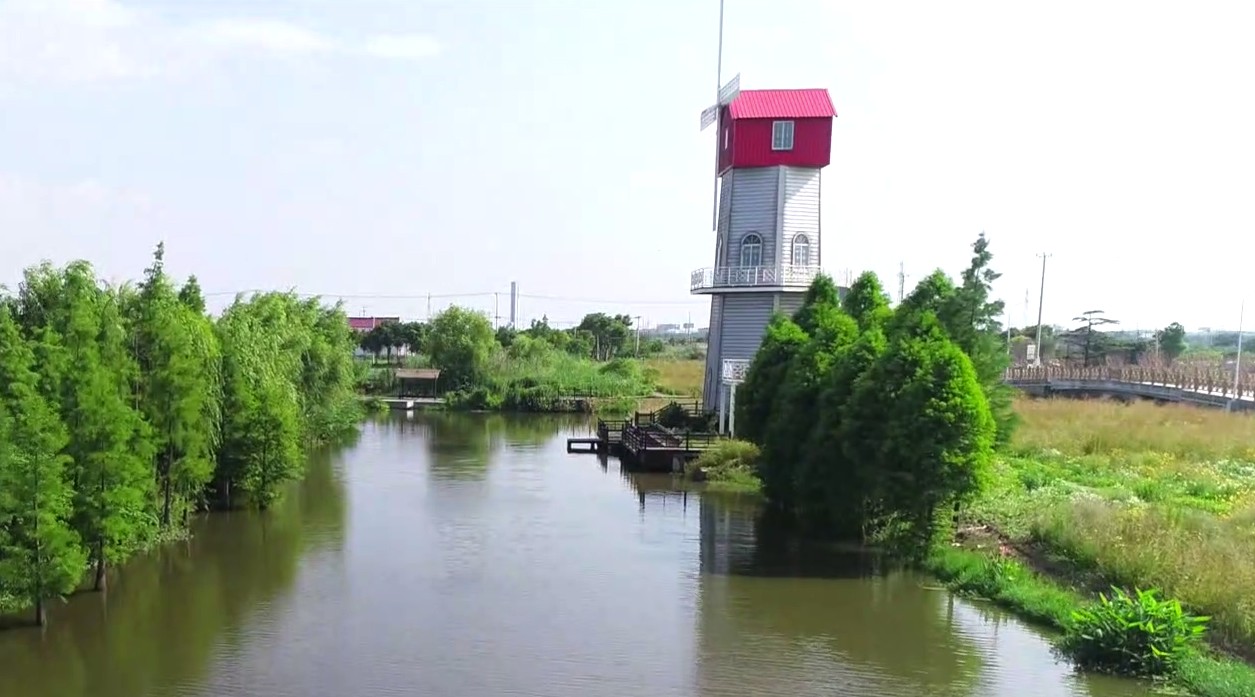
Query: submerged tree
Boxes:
[
  {"xmin": 128, "ymin": 245, "xmax": 222, "ymax": 526},
  {"xmin": 16, "ymin": 262, "xmax": 156, "ymax": 591},
  {"xmin": 0, "ymin": 308, "xmax": 86, "ymax": 626}
]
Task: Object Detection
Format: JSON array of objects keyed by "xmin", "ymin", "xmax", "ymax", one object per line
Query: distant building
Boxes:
[
  {"xmin": 348, "ymin": 316, "xmax": 400, "ymax": 333},
  {"xmin": 348, "ymin": 316, "xmax": 404, "ymax": 359}
]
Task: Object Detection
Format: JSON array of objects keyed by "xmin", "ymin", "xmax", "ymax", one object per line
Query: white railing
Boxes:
[{"xmin": 690, "ymin": 264, "xmax": 821, "ymax": 292}]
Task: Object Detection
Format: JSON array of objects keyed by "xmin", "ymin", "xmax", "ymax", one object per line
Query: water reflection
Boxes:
[
  {"xmin": 687, "ymin": 487, "xmax": 1148, "ymax": 697},
  {"xmin": 0, "ymin": 414, "xmax": 1149, "ymax": 697},
  {"xmin": 0, "ymin": 447, "xmax": 348, "ymax": 697}
]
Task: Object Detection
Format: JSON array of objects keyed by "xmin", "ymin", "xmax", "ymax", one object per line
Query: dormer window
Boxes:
[{"xmin": 771, "ymin": 120, "xmax": 795, "ymax": 151}]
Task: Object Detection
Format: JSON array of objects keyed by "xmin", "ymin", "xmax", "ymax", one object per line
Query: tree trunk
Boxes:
[
  {"xmin": 35, "ymin": 598, "xmax": 46, "ymax": 627},
  {"xmin": 93, "ymin": 548, "xmax": 107, "ymax": 592}
]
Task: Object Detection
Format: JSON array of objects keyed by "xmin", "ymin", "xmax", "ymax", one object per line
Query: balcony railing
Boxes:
[{"xmin": 690, "ymin": 264, "xmax": 821, "ymax": 292}]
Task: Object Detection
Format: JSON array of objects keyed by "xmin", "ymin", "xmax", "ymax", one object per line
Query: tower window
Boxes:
[
  {"xmin": 723, "ymin": 126, "xmax": 730, "ymax": 150},
  {"xmin": 791, "ymin": 234, "xmax": 811, "ymax": 267},
  {"xmin": 739, "ymin": 233, "xmax": 763, "ymax": 267},
  {"xmin": 772, "ymin": 121, "xmax": 795, "ymax": 151}
]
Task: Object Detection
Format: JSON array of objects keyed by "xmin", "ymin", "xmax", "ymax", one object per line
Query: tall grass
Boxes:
[
  {"xmin": 646, "ymin": 358, "xmax": 704, "ymax": 397},
  {"xmin": 974, "ymin": 397, "xmax": 1255, "ymax": 657},
  {"xmin": 1012, "ymin": 398, "xmax": 1255, "ymax": 462},
  {"xmin": 484, "ymin": 350, "xmax": 654, "ymax": 397}
]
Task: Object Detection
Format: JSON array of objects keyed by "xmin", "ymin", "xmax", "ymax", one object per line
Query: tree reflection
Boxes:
[
  {"xmin": 694, "ymin": 495, "xmax": 987, "ymax": 697},
  {"xmin": 0, "ymin": 446, "xmax": 348, "ymax": 697}
]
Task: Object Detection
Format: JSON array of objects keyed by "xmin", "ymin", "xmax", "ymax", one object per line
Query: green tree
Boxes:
[
  {"xmin": 178, "ymin": 275, "xmax": 207, "ymax": 314},
  {"xmin": 938, "ymin": 234, "xmax": 1016, "ymax": 445},
  {"xmin": 576, "ymin": 312, "xmax": 633, "ymax": 360},
  {"xmin": 858, "ymin": 311, "xmax": 995, "ymax": 556},
  {"xmin": 842, "ymin": 271, "xmax": 893, "ymax": 331},
  {"xmin": 763, "ymin": 301, "xmax": 858, "ymax": 514},
  {"xmin": 1156, "ymin": 322, "xmax": 1187, "ymax": 364},
  {"xmin": 427, "ymin": 306, "xmax": 496, "ymax": 390},
  {"xmin": 129, "ymin": 244, "xmax": 223, "ymax": 527},
  {"xmin": 801, "ymin": 319, "xmax": 889, "ymax": 537},
  {"xmin": 19, "ymin": 263, "xmax": 156, "ymax": 591},
  {"xmin": 0, "ymin": 307, "xmax": 86, "ymax": 626}
]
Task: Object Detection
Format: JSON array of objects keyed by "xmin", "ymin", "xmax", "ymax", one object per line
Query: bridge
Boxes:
[{"xmin": 1003, "ymin": 366, "xmax": 1255, "ymax": 411}]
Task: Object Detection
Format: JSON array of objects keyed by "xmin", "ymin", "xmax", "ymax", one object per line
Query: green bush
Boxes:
[
  {"xmin": 688, "ymin": 440, "xmax": 762, "ymax": 493},
  {"xmin": 1057, "ymin": 586, "xmax": 1208, "ymax": 678}
]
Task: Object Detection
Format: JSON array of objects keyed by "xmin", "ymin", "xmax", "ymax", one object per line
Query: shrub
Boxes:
[
  {"xmin": 1057, "ymin": 586, "xmax": 1208, "ymax": 678},
  {"xmin": 687, "ymin": 440, "xmax": 762, "ymax": 493}
]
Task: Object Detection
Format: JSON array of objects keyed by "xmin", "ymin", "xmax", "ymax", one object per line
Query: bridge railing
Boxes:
[{"xmin": 1004, "ymin": 366, "xmax": 1255, "ymax": 400}]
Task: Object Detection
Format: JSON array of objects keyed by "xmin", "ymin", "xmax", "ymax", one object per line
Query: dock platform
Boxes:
[
  {"xmin": 566, "ymin": 406, "xmax": 719, "ymax": 472},
  {"xmin": 371, "ymin": 397, "xmax": 444, "ymax": 411}
]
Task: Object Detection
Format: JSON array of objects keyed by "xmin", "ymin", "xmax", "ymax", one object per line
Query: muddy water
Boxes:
[{"xmin": 0, "ymin": 413, "xmax": 1149, "ymax": 696}]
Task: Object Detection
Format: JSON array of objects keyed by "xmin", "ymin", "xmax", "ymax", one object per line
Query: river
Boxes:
[{"xmin": 0, "ymin": 413, "xmax": 1151, "ymax": 697}]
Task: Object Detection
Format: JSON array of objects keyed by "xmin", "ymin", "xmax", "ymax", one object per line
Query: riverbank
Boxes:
[
  {"xmin": 697, "ymin": 393, "xmax": 1255, "ymax": 694},
  {"xmin": 937, "ymin": 396, "xmax": 1255, "ymax": 696},
  {"xmin": 358, "ymin": 355, "xmax": 707, "ymax": 415}
]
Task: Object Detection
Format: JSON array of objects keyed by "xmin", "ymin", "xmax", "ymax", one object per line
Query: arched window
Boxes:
[
  {"xmin": 791, "ymin": 234, "xmax": 811, "ymax": 267},
  {"xmin": 739, "ymin": 233, "xmax": 763, "ymax": 267}
]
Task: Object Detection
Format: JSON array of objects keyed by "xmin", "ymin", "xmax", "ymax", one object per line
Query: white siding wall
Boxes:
[
  {"xmin": 704, "ymin": 293, "xmax": 778, "ymax": 407},
  {"xmin": 702, "ymin": 296, "xmax": 724, "ymax": 407},
  {"xmin": 782, "ymin": 167, "xmax": 822, "ymax": 267},
  {"xmin": 717, "ymin": 168, "xmax": 780, "ymax": 268},
  {"xmin": 775, "ymin": 292, "xmax": 806, "ymax": 318},
  {"xmin": 701, "ymin": 165, "xmax": 826, "ymax": 409}
]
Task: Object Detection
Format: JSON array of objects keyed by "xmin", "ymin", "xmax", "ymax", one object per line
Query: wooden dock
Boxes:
[
  {"xmin": 566, "ymin": 409, "xmax": 719, "ymax": 472},
  {"xmin": 372, "ymin": 397, "xmax": 444, "ymax": 411}
]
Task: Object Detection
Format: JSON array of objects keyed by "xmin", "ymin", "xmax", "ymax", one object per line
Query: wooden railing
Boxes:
[
  {"xmin": 622, "ymin": 423, "xmax": 720, "ymax": 453},
  {"xmin": 1004, "ymin": 366, "xmax": 1255, "ymax": 400},
  {"xmin": 596, "ymin": 419, "xmax": 627, "ymax": 445}
]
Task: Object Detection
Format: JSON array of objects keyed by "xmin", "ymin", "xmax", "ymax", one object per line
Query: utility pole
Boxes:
[
  {"xmin": 1233, "ymin": 300, "xmax": 1245, "ymax": 403},
  {"xmin": 493, "ymin": 293, "xmax": 500, "ymax": 330},
  {"xmin": 426, "ymin": 293, "xmax": 432, "ymax": 320},
  {"xmin": 897, "ymin": 262, "xmax": 906, "ymax": 304},
  {"xmin": 1033, "ymin": 253, "xmax": 1051, "ymax": 367},
  {"xmin": 509, "ymin": 281, "xmax": 518, "ymax": 329},
  {"xmin": 634, "ymin": 315, "xmax": 642, "ymax": 356}
]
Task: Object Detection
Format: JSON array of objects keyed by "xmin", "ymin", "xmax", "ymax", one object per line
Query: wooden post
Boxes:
[
  {"xmin": 729, "ymin": 383, "xmax": 737, "ymax": 438},
  {"xmin": 718, "ymin": 383, "xmax": 728, "ymax": 435}
]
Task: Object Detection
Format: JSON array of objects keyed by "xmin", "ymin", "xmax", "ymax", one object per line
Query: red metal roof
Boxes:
[{"xmin": 728, "ymin": 89, "xmax": 836, "ymax": 120}]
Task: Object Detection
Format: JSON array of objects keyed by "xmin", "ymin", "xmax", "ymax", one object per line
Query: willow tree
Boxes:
[
  {"xmin": 214, "ymin": 294, "xmax": 305, "ymax": 509},
  {"xmin": 128, "ymin": 245, "xmax": 222, "ymax": 526},
  {"xmin": 0, "ymin": 308, "xmax": 85, "ymax": 626}
]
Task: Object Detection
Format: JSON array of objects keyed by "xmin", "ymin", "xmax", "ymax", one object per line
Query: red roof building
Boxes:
[
  {"xmin": 717, "ymin": 88, "xmax": 837, "ymax": 174},
  {"xmin": 348, "ymin": 316, "xmax": 399, "ymax": 332}
]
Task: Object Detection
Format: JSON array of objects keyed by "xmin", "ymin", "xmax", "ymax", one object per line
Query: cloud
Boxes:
[
  {"xmin": 0, "ymin": 0, "xmax": 441, "ymax": 85},
  {"xmin": 362, "ymin": 34, "xmax": 443, "ymax": 60},
  {"xmin": 200, "ymin": 18, "xmax": 339, "ymax": 55}
]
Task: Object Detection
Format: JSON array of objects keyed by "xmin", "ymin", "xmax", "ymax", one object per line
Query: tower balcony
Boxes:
[{"xmin": 690, "ymin": 264, "xmax": 821, "ymax": 294}]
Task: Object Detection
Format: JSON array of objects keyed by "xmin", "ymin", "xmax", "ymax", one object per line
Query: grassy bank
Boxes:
[
  {"xmin": 944, "ymin": 396, "xmax": 1255, "ymax": 695},
  {"xmin": 925, "ymin": 545, "xmax": 1255, "ymax": 697},
  {"xmin": 685, "ymin": 439, "xmax": 763, "ymax": 494},
  {"xmin": 966, "ymin": 398, "xmax": 1255, "ymax": 655},
  {"xmin": 359, "ymin": 354, "xmax": 708, "ymax": 414}
]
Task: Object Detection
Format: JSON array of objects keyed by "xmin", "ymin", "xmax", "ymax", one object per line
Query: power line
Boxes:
[
  {"xmin": 201, "ymin": 288, "xmax": 708, "ymax": 307},
  {"xmin": 517, "ymin": 293, "xmax": 705, "ymax": 306}
]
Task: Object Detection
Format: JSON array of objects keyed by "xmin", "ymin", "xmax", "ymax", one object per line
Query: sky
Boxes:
[{"xmin": 2, "ymin": 0, "xmax": 1254, "ymax": 333}]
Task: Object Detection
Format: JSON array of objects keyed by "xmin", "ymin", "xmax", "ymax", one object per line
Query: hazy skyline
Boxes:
[{"xmin": 2, "ymin": 0, "xmax": 1253, "ymax": 332}]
